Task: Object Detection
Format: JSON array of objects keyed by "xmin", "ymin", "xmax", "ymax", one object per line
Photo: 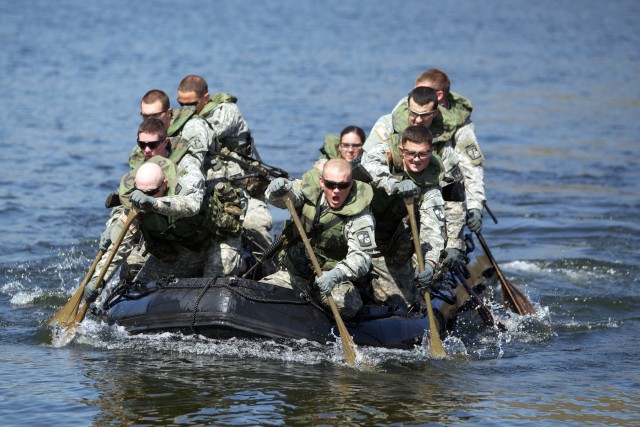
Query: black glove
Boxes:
[
  {"xmin": 314, "ymin": 268, "xmax": 345, "ymax": 295},
  {"xmin": 466, "ymin": 208, "xmax": 483, "ymax": 232},
  {"xmin": 83, "ymin": 278, "xmax": 101, "ymax": 303},
  {"xmin": 98, "ymin": 228, "xmax": 112, "ymax": 252},
  {"xmin": 414, "ymin": 263, "xmax": 435, "ymax": 293},
  {"xmin": 267, "ymin": 177, "xmax": 291, "ymax": 197},
  {"xmin": 130, "ymin": 190, "xmax": 157, "ymax": 211},
  {"xmin": 393, "ymin": 180, "xmax": 419, "ymax": 197},
  {"xmin": 442, "ymin": 248, "xmax": 465, "ymax": 269}
]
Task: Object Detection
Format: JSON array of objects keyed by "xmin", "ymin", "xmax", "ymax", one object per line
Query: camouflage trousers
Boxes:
[
  {"xmin": 134, "ymin": 235, "xmax": 242, "ymax": 283},
  {"xmin": 445, "ymin": 200, "xmax": 466, "ymax": 251},
  {"xmin": 242, "ymin": 197, "xmax": 273, "ymax": 252},
  {"xmin": 369, "ymin": 255, "xmax": 420, "ymax": 309},
  {"xmin": 260, "ymin": 269, "xmax": 363, "ymax": 319}
]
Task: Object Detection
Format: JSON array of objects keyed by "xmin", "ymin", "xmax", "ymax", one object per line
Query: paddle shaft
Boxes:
[
  {"xmin": 73, "ymin": 210, "xmax": 139, "ymax": 324},
  {"xmin": 404, "ymin": 198, "xmax": 446, "ymax": 358},
  {"xmin": 284, "ymin": 196, "xmax": 357, "ymax": 365},
  {"xmin": 475, "ymin": 231, "xmax": 528, "ymax": 316}
]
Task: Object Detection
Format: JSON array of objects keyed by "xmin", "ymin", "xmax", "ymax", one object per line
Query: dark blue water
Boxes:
[{"xmin": 1, "ymin": 0, "xmax": 639, "ymax": 425}]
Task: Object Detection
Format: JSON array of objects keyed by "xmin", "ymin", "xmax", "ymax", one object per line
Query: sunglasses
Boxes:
[
  {"xmin": 178, "ymin": 99, "xmax": 199, "ymax": 107},
  {"xmin": 323, "ymin": 180, "xmax": 352, "ymax": 190},
  {"xmin": 408, "ymin": 109, "xmax": 437, "ymax": 119},
  {"xmin": 140, "ymin": 110, "xmax": 168, "ymax": 120},
  {"xmin": 339, "ymin": 142, "xmax": 363, "ymax": 150},
  {"xmin": 137, "ymin": 138, "xmax": 165, "ymax": 150},
  {"xmin": 134, "ymin": 184, "xmax": 163, "ymax": 196}
]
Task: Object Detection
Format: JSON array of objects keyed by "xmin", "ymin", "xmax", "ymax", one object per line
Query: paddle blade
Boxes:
[
  {"xmin": 502, "ymin": 281, "xmax": 536, "ymax": 315},
  {"xmin": 326, "ymin": 295, "xmax": 357, "ymax": 365},
  {"xmin": 424, "ymin": 292, "xmax": 446, "ymax": 358},
  {"xmin": 47, "ymin": 283, "xmax": 86, "ymax": 327}
]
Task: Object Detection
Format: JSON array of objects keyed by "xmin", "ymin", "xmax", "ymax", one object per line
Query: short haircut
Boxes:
[
  {"xmin": 340, "ymin": 125, "xmax": 366, "ymax": 144},
  {"xmin": 407, "ymin": 86, "xmax": 438, "ymax": 108},
  {"xmin": 415, "ymin": 69, "xmax": 451, "ymax": 94},
  {"xmin": 323, "ymin": 158, "xmax": 352, "ymax": 180},
  {"xmin": 138, "ymin": 117, "xmax": 167, "ymax": 140},
  {"xmin": 141, "ymin": 89, "xmax": 170, "ymax": 111},
  {"xmin": 401, "ymin": 125, "xmax": 433, "ymax": 147},
  {"xmin": 178, "ymin": 75, "xmax": 208, "ymax": 97}
]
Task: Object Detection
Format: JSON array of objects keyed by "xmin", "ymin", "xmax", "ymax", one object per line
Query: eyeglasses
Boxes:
[
  {"xmin": 408, "ymin": 109, "xmax": 437, "ymax": 120},
  {"xmin": 134, "ymin": 183, "xmax": 163, "ymax": 196},
  {"xmin": 323, "ymin": 180, "xmax": 352, "ymax": 190},
  {"xmin": 339, "ymin": 142, "xmax": 363, "ymax": 150},
  {"xmin": 401, "ymin": 149, "xmax": 432, "ymax": 160},
  {"xmin": 137, "ymin": 138, "xmax": 166, "ymax": 150},
  {"xmin": 140, "ymin": 110, "xmax": 168, "ymax": 120},
  {"xmin": 178, "ymin": 99, "xmax": 199, "ymax": 107}
]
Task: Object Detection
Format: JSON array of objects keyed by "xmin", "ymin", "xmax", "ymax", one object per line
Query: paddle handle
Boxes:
[
  {"xmin": 284, "ymin": 196, "xmax": 357, "ymax": 365},
  {"xmin": 404, "ymin": 197, "xmax": 446, "ymax": 357}
]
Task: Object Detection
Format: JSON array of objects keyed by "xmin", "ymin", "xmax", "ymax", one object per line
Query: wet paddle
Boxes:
[
  {"xmin": 404, "ymin": 197, "xmax": 446, "ymax": 358},
  {"xmin": 284, "ymin": 196, "xmax": 358, "ymax": 365},
  {"xmin": 47, "ymin": 249, "xmax": 104, "ymax": 327},
  {"xmin": 453, "ymin": 269, "xmax": 507, "ymax": 331},
  {"xmin": 56, "ymin": 210, "xmax": 139, "ymax": 342},
  {"xmin": 475, "ymin": 231, "xmax": 536, "ymax": 316}
]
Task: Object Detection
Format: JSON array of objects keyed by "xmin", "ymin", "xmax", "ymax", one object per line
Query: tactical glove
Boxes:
[
  {"xmin": 393, "ymin": 180, "xmax": 419, "ymax": 197},
  {"xmin": 130, "ymin": 190, "xmax": 157, "ymax": 211},
  {"xmin": 314, "ymin": 268, "xmax": 345, "ymax": 295},
  {"xmin": 442, "ymin": 248, "xmax": 465, "ymax": 269},
  {"xmin": 466, "ymin": 208, "xmax": 483, "ymax": 232},
  {"xmin": 267, "ymin": 177, "xmax": 291, "ymax": 197},
  {"xmin": 83, "ymin": 278, "xmax": 101, "ymax": 303},
  {"xmin": 414, "ymin": 263, "xmax": 435, "ymax": 293},
  {"xmin": 98, "ymin": 228, "xmax": 112, "ymax": 252}
]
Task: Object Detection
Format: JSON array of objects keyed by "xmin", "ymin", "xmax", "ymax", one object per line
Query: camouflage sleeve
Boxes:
[
  {"xmin": 153, "ymin": 153, "xmax": 205, "ymax": 219},
  {"xmin": 454, "ymin": 121, "xmax": 486, "ymax": 211},
  {"xmin": 181, "ymin": 116, "xmax": 211, "ymax": 165},
  {"xmin": 205, "ymin": 103, "xmax": 250, "ymax": 141},
  {"xmin": 335, "ymin": 210, "xmax": 375, "ymax": 280},
  {"xmin": 418, "ymin": 187, "xmax": 446, "ymax": 266},
  {"xmin": 444, "ymin": 200, "xmax": 466, "ymax": 251},
  {"xmin": 89, "ymin": 208, "xmax": 140, "ymax": 286},
  {"xmin": 265, "ymin": 178, "xmax": 304, "ymax": 210},
  {"xmin": 363, "ymin": 113, "xmax": 394, "ymax": 152},
  {"xmin": 361, "ymin": 142, "xmax": 400, "ymax": 196}
]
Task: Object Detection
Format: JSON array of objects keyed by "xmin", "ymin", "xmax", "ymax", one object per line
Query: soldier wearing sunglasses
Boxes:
[
  {"xmin": 361, "ymin": 125, "xmax": 456, "ymax": 308},
  {"xmin": 259, "ymin": 159, "xmax": 376, "ymax": 320}
]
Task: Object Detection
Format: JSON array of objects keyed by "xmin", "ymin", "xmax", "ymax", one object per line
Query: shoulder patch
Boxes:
[
  {"xmin": 374, "ymin": 125, "xmax": 391, "ymax": 141},
  {"xmin": 356, "ymin": 229, "xmax": 374, "ymax": 248},
  {"xmin": 433, "ymin": 206, "xmax": 445, "ymax": 222},
  {"xmin": 466, "ymin": 145, "xmax": 482, "ymax": 161}
]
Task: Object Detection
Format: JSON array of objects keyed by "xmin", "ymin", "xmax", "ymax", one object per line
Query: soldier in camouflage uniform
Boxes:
[
  {"xmin": 84, "ymin": 118, "xmax": 242, "ymax": 302},
  {"xmin": 260, "ymin": 159, "xmax": 376, "ymax": 319},
  {"xmin": 361, "ymin": 125, "xmax": 449, "ymax": 308},
  {"xmin": 313, "ymin": 125, "xmax": 366, "ymax": 171},
  {"xmin": 176, "ymin": 75, "xmax": 273, "ymax": 252},
  {"xmin": 363, "ymin": 85, "xmax": 479, "ymax": 270}
]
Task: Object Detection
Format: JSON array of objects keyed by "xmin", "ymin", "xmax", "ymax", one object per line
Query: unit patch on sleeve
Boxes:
[
  {"xmin": 356, "ymin": 230, "xmax": 374, "ymax": 247},
  {"xmin": 434, "ymin": 206, "xmax": 445, "ymax": 222},
  {"xmin": 466, "ymin": 145, "xmax": 482, "ymax": 160}
]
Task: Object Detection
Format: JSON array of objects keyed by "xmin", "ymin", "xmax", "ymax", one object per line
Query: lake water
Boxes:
[{"xmin": 1, "ymin": 0, "xmax": 639, "ymax": 425}]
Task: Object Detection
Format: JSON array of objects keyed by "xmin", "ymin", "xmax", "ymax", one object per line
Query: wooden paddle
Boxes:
[
  {"xmin": 404, "ymin": 197, "xmax": 446, "ymax": 358},
  {"xmin": 284, "ymin": 196, "xmax": 358, "ymax": 365},
  {"xmin": 47, "ymin": 249, "xmax": 104, "ymax": 327},
  {"xmin": 453, "ymin": 270, "xmax": 507, "ymax": 331},
  {"xmin": 475, "ymin": 231, "xmax": 536, "ymax": 316}
]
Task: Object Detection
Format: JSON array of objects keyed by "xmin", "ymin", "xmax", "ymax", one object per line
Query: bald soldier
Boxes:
[{"xmin": 260, "ymin": 159, "xmax": 376, "ymax": 319}]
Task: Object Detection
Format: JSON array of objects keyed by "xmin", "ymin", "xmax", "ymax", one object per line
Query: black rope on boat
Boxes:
[{"xmin": 190, "ymin": 280, "xmax": 212, "ymax": 334}]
